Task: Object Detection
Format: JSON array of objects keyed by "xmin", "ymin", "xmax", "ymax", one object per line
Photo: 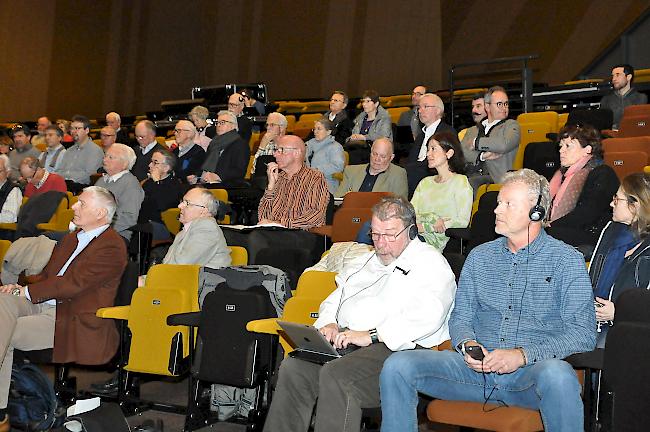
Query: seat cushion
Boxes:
[{"xmin": 427, "ymin": 400, "xmax": 543, "ymax": 432}]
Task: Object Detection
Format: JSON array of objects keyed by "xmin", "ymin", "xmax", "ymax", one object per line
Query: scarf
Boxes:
[
  {"xmin": 549, "ymin": 155, "xmax": 596, "ymax": 222},
  {"xmin": 201, "ymin": 130, "xmax": 240, "ymax": 173},
  {"xmin": 594, "ymin": 226, "xmax": 638, "ymax": 298}
]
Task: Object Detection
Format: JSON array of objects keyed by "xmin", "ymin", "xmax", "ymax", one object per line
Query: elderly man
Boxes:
[
  {"xmin": 131, "ymin": 120, "xmax": 164, "ymax": 181},
  {"xmin": 325, "ymin": 91, "xmax": 354, "ymax": 144},
  {"xmin": 188, "ymin": 105, "xmax": 214, "ymax": 150},
  {"xmin": 195, "ymin": 111, "xmax": 249, "ymax": 186},
  {"xmin": 406, "ymin": 93, "xmax": 456, "ymax": 197},
  {"xmin": 95, "ymin": 144, "xmax": 144, "ymax": 241},
  {"xmin": 335, "ymin": 138, "xmax": 408, "ymax": 198},
  {"xmin": 31, "ymin": 116, "xmax": 52, "ymax": 147},
  {"xmin": 462, "ymin": 86, "xmax": 521, "ymax": 190},
  {"xmin": 398, "ymin": 85, "xmax": 427, "ymax": 139},
  {"xmin": 258, "ymin": 135, "xmax": 329, "ymax": 229},
  {"xmin": 600, "ymin": 64, "xmax": 648, "ymax": 129},
  {"xmin": 251, "ymin": 112, "xmax": 287, "ymax": 176},
  {"xmin": 19, "ymin": 156, "xmax": 67, "ymax": 198},
  {"xmin": 0, "ymin": 155, "xmax": 22, "ymax": 224},
  {"xmin": 0, "ymin": 186, "xmax": 127, "ymax": 430},
  {"xmin": 228, "ymin": 92, "xmax": 252, "ymax": 144},
  {"xmin": 99, "ymin": 126, "xmax": 116, "ymax": 153},
  {"xmin": 8, "ymin": 124, "xmax": 41, "ymax": 182},
  {"xmin": 163, "ymin": 187, "xmax": 231, "ymax": 268},
  {"xmin": 263, "ymin": 196, "xmax": 456, "ymax": 432},
  {"xmin": 380, "ymin": 169, "xmax": 596, "ymax": 432},
  {"xmin": 38, "ymin": 125, "xmax": 66, "ymax": 172},
  {"xmin": 172, "ymin": 120, "xmax": 206, "ymax": 181},
  {"xmin": 105, "ymin": 111, "xmax": 130, "ymax": 145},
  {"xmin": 56, "ymin": 115, "xmax": 104, "ymax": 191}
]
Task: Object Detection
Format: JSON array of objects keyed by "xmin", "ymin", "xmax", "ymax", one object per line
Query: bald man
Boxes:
[
  {"xmin": 406, "ymin": 93, "xmax": 456, "ymax": 197},
  {"xmin": 228, "ymin": 93, "xmax": 253, "ymax": 144}
]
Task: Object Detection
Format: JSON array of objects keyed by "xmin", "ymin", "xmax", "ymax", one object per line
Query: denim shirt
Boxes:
[{"xmin": 450, "ymin": 229, "xmax": 596, "ymax": 364}]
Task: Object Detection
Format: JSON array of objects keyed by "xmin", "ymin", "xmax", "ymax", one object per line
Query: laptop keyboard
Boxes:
[{"xmin": 336, "ymin": 344, "xmax": 361, "ymax": 356}]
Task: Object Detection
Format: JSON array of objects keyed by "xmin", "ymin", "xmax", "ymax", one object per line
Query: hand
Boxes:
[
  {"xmin": 319, "ymin": 323, "xmax": 340, "ymax": 343},
  {"xmin": 482, "ymin": 151, "xmax": 502, "ymax": 161},
  {"xmin": 201, "ymin": 172, "xmax": 221, "ymax": 184},
  {"xmin": 266, "ymin": 162, "xmax": 279, "ymax": 190},
  {"xmin": 257, "ymin": 218, "xmax": 283, "ymax": 226},
  {"xmin": 0, "ymin": 283, "xmax": 24, "ymax": 295},
  {"xmin": 149, "ymin": 170, "xmax": 161, "ymax": 182},
  {"xmin": 349, "ymin": 134, "xmax": 366, "ymax": 141},
  {"xmin": 187, "ymin": 175, "xmax": 198, "ymax": 185},
  {"xmin": 259, "ymin": 130, "xmax": 276, "ymax": 149},
  {"xmin": 483, "ymin": 348, "xmax": 526, "ymax": 374},
  {"xmin": 463, "ymin": 341, "xmax": 489, "ymax": 373},
  {"xmin": 333, "ymin": 329, "xmax": 372, "ymax": 349},
  {"xmin": 433, "ymin": 218, "xmax": 448, "ymax": 234},
  {"xmin": 595, "ymin": 297, "xmax": 615, "ymax": 321}
]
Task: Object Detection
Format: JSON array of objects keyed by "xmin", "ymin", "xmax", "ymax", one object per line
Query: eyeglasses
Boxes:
[
  {"xmin": 100, "ymin": 133, "xmax": 115, "ymax": 138},
  {"xmin": 216, "ymin": 120, "xmax": 234, "ymax": 126},
  {"xmin": 274, "ymin": 147, "xmax": 299, "ymax": 155},
  {"xmin": 135, "ymin": 135, "xmax": 149, "ymax": 140},
  {"xmin": 368, "ymin": 224, "xmax": 412, "ymax": 242},
  {"xmin": 419, "ymin": 104, "xmax": 440, "ymax": 110},
  {"xmin": 371, "ymin": 151, "xmax": 390, "ymax": 160},
  {"xmin": 70, "ymin": 126, "xmax": 86, "ymax": 131},
  {"xmin": 174, "ymin": 129, "xmax": 192, "ymax": 133},
  {"xmin": 612, "ymin": 194, "xmax": 635, "ymax": 205},
  {"xmin": 330, "ymin": 98, "xmax": 345, "ymax": 103},
  {"xmin": 228, "ymin": 102, "xmax": 243, "ymax": 108},
  {"xmin": 181, "ymin": 199, "xmax": 206, "ymax": 209},
  {"xmin": 412, "ymin": 91, "xmax": 424, "ymax": 96},
  {"xmin": 489, "ymin": 101, "xmax": 509, "ymax": 108},
  {"xmin": 150, "ymin": 160, "xmax": 167, "ymax": 166}
]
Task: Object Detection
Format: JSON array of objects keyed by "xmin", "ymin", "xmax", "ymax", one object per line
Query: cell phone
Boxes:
[
  {"xmin": 466, "ymin": 345, "xmax": 485, "ymax": 361},
  {"xmin": 594, "ymin": 300, "xmax": 604, "ymax": 308}
]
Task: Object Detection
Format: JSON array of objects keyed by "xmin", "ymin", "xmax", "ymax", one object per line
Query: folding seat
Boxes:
[
  {"xmin": 514, "ymin": 121, "xmax": 555, "ymax": 170},
  {"xmin": 605, "ymin": 151, "xmax": 649, "ymax": 181},
  {"xmin": 523, "ymin": 141, "xmax": 560, "ymax": 180},
  {"xmin": 516, "ymin": 111, "xmax": 559, "ymax": 133},
  {"xmin": 387, "ymin": 107, "xmax": 409, "ymax": 124}
]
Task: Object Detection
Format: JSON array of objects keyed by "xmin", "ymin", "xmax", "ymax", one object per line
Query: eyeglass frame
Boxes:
[
  {"xmin": 273, "ymin": 147, "xmax": 299, "ymax": 155},
  {"xmin": 368, "ymin": 224, "xmax": 413, "ymax": 243},
  {"xmin": 180, "ymin": 199, "xmax": 207, "ymax": 209},
  {"xmin": 488, "ymin": 101, "xmax": 509, "ymax": 108}
]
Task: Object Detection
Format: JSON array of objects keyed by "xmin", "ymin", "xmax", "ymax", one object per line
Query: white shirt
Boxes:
[
  {"xmin": 142, "ymin": 141, "xmax": 158, "ymax": 155},
  {"xmin": 0, "ymin": 182, "xmax": 22, "ymax": 224},
  {"xmin": 417, "ymin": 119, "xmax": 442, "ymax": 161},
  {"xmin": 104, "ymin": 170, "xmax": 129, "ymax": 183}
]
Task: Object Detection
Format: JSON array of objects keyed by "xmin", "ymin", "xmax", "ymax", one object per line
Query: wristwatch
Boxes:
[
  {"xmin": 369, "ymin": 328, "xmax": 379, "ymax": 344},
  {"xmin": 11, "ymin": 287, "xmax": 21, "ymax": 297}
]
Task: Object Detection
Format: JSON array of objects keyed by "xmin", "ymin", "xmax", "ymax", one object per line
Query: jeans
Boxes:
[{"xmin": 379, "ymin": 350, "xmax": 583, "ymax": 432}]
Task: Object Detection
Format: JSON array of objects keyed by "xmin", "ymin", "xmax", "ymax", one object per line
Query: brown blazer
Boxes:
[{"xmin": 27, "ymin": 227, "xmax": 127, "ymax": 364}]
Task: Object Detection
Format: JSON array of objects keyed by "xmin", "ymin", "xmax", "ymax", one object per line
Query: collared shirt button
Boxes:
[{"xmin": 500, "ymin": 338, "xmax": 504, "ymax": 341}]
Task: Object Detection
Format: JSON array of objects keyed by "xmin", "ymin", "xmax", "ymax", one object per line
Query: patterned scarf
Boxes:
[{"xmin": 549, "ymin": 155, "xmax": 597, "ymax": 222}]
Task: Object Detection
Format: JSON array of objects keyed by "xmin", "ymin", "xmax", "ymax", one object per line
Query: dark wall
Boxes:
[{"xmin": 0, "ymin": 0, "xmax": 647, "ymax": 122}]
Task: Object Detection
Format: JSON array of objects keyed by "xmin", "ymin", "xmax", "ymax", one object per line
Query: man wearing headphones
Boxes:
[
  {"xmin": 263, "ymin": 196, "xmax": 457, "ymax": 432},
  {"xmin": 380, "ymin": 169, "xmax": 596, "ymax": 431}
]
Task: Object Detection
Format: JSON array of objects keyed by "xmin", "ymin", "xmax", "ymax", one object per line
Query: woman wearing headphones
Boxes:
[
  {"xmin": 410, "ymin": 132, "xmax": 473, "ymax": 250},
  {"xmin": 590, "ymin": 172, "xmax": 650, "ymax": 347}
]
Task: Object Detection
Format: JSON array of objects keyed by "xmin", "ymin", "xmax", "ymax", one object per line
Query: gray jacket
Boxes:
[
  {"xmin": 461, "ymin": 119, "xmax": 520, "ymax": 183},
  {"xmin": 600, "ymin": 88, "xmax": 648, "ymax": 129},
  {"xmin": 349, "ymin": 105, "xmax": 393, "ymax": 142},
  {"xmin": 95, "ymin": 172, "xmax": 144, "ymax": 240},
  {"xmin": 163, "ymin": 217, "xmax": 231, "ymax": 270}
]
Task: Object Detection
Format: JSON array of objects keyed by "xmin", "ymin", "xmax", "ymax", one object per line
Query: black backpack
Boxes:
[{"xmin": 8, "ymin": 363, "xmax": 62, "ymax": 431}]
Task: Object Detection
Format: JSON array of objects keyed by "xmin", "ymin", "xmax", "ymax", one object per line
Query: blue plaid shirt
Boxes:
[{"xmin": 450, "ymin": 229, "xmax": 596, "ymax": 364}]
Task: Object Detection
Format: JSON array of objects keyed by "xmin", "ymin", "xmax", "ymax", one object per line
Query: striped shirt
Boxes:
[
  {"xmin": 258, "ymin": 165, "xmax": 329, "ymax": 229},
  {"xmin": 450, "ymin": 229, "xmax": 596, "ymax": 364}
]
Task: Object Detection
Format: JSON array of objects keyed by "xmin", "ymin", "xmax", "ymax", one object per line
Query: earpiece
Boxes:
[
  {"xmin": 408, "ymin": 223, "xmax": 418, "ymax": 240},
  {"xmin": 529, "ymin": 179, "xmax": 546, "ymax": 222}
]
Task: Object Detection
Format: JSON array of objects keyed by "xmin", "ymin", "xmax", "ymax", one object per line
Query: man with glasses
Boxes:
[
  {"xmin": 30, "ymin": 116, "xmax": 52, "ymax": 148},
  {"xmin": 172, "ymin": 120, "xmax": 206, "ymax": 182},
  {"xmin": 406, "ymin": 93, "xmax": 456, "ymax": 197},
  {"xmin": 461, "ymin": 86, "xmax": 521, "ymax": 191},
  {"xmin": 38, "ymin": 125, "xmax": 66, "ymax": 172},
  {"xmin": 98, "ymin": 126, "xmax": 116, "ymax": 153},
  {"xmin": 251, "ymin": 112, "xmax": 288, "ymax": 176},
  {"xmin": 56, "ymin": 115, "xmax": 104, "ymax": 192},
  {"xmin": 105, "ymin": 112, "xmax": 130, "ymax": 146},
  {"xmin": 227, "ymin": 92, "xmax": 252, "ymax": 144},
  {"xmin": 131, "ymin": 119, "xmax": 165, "ymax": 181},
  {"xmin": 8, "ymin": 124, "xmax": 42, "ymax": 182},
  {"xmin": 325, "ymin": 90, "xmax": 353, "ymax": 144},
  {"xmin": 398, "ymin": 85, "xmax": 427, "ymax": 139},
  {"xmin": 263, "ymin": 195, "xmax": 456, "ymax": 432},
  {"xmin": 258, "ymin": 135, "xmax": 329, "ymax": 229},
  {"xmin": 335, "ymin": 138, "xmax": 408, "ymax": 198},
  {"xmin": 196, "ymin": 111, "xmax": 249, "ymax": 187}
]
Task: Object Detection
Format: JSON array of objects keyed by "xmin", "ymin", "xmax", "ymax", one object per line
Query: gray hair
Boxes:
[
  {"xmin": 484, "ymin": 86, "xmax": 507, "ymax": 104},
  {"xmin": 83, "ymin": 185, "xmax": 117, "ymax": 224},
  {"xmin": 112, "ymin": 143, "xmax": 137, "ymax": 170},
  {"xmin": 268, "ymin": 112, "xmax": 288, "ymax": 130},
  {"xmin": 421, "ymin": 93, "xmax": 445, "ymax": 112},
  {"xmin": 106, "ymin": 111, "xmax": 121, "ymax": 123},
  {"xmin": 195, "ymin": 188, "xmax": 219, "ymax": 217},
  {"xmin": 153, "ymin": 148, "xmax": 176, "ymax": 173},
  {"xmin": 502, "ymin": 169, "xmax": 551, "ymax": 226},
  {"xmin": 189, "ymin": 105, "xmax": 209, "ymax": 121},
  {"xmin": 372, "ymin": 195, "xmax": 416, "ymax": 229},
  {"xmin": 217, "ymin": 110, "xmax": 239, "ymax": 131},
  {"xmin": 0, "ymin": 154, "xmax": 10, "ymax": 172}
]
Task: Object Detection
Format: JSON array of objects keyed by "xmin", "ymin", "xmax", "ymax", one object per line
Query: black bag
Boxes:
[
  {"xmin": 8, "ymin": 363, "xmax": 62, "ymax": 430},
  {"xmin": 65, "ymin": 402, "xmax": 131, "ymax": 432}
]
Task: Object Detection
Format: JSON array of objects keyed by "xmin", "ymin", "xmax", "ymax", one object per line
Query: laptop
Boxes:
[{"xmin": 278, "ymin": 321, "xmax": 359, "ymax": 364}]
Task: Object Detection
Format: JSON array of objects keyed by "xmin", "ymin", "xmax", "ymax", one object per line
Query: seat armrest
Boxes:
[
  {"xmin": 446, "ymin": 227, "xmax": 471, "ymax": 241},
  {"xmin": 309, "ymin": 225, "xmax": 332, "ymax": 237},
  {"xmin": 600, "ymin": 129, "xmax": 618, "ymax": 138},
  {"xmin": 247, "ymin": 318, "xmax": 281, "ymax": 335},
  {"xmin": 167, "ymin": 311, "xmax": 200, "ymax": 327},
  {"xmin": 565, "ymin": 349, "xmax": 604, "ymax": 370},
  {"xmin": 96, "ymin": 305, "xmax": 130, "ymax": 320}
]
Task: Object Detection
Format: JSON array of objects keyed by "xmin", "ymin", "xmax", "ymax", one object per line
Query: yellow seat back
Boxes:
[
  {"xmin": 514, "ymin": 121, "xmax": 554, "ymax": 170},
  {"xmin": 295, "ymin": 271, "xmax": 337, "ymax": 299},
  {"xmin": 228, "ymin": 246, "xmax": 248, "ymax": 266},
  {"xmin": 161, "ymin": 208, "xmax": 181, "ymax": 235},
  {"xmin": 0, "ymin": 240, "xmax": 11, "ymax": 270},
  {"xmin": 277, "ymin": 296, "xmax": 325, "ymax": 354}
]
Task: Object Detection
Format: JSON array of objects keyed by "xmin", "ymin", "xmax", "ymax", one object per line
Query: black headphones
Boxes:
[
  {"xmin": 408, "ymin": 224, "xmax": 418, "ymax": 240},
  {"xmin": 529, "ymin": 179, "xmax": 546, "ymax": 222}
]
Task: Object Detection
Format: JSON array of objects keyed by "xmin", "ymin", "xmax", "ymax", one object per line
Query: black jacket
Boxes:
[
  {"xmin": 131, "ymin": 143, "xmax": 166, "ymax": 181},
  {"xmin": 173, "ymin": 143, "xmax": 206, "ymax": 181},
  {"xmin": 201, "ymin": 130, "xmax": 250, "ymax": 186}
]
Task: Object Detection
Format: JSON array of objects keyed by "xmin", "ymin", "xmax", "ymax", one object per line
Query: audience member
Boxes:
[
  {"xmin": 228, "ymin": 93, "xmax": 253, "ymax": 144},
  {"xmin": 263, "ymin": 196, "xmax": 456, "ymax": 432},
  {"xmin": 195, "ymin": 111, "xmax": 249, "ymax": 187},
  {"xmin": 600, "ymin": 64, "xmax": 648, "ymax": 129},
  {"xmin": 8, "ymin": 124, "xmax": 41, "ymax": 182},
  {"xmin": 99, "ymin": 126, "xmax": 116, "ymax": 152},
  {"xmin": 0, "ymin": 136, "xmax": 11, "ymax": 155},
  {"xmin": 251, "ymin": 112, "xmax": 287, "ymax": 175},
  {"xmin": 38, "ymin": 125, "xmax": 66, "ymax": 172},
  {"xmin": 131, "ymin": 120, "xmax": 164, "ymax": 182},
  {"xmin": 406, "ymin": 93, "xmax": 456, "ymax": 197},
  {"xmin": 95, "ymin": 144, "xmax": 144, "ymax": 241},
  {"xmin": 380, "ymin": 169, "xmax": 596, "ymax": 432},
  {"xmin": 398, "ymin": 85, "xmax": 427, "ymax": 139},
  {"xmin": 348, "ymin": 90, "xmax": 393, "ymax": 144},
  {"xmin": 461, "ymin": 86, "xmax": 520, "ymax": 190},
  {"xmin": 305, "ymin": 117, "xmax": 345, "ymax": 194},
  {"xmin": 546, "ymin": 124, "xmax": 619, "ymax": 247},
  {"xmin": 470, "ymin": 91, "xmax": 487, "ymax": 125},
  {"xmin": 411, "ymin": 132, "xmax": 472, "ymax": 250},
  {"xmin": 188, "ymin": 105, "xmax": 214, "ymax": 150},
  {"xmin": 55, "ymin": 119, "xmax": 74, "ymax": 145},
  {"xmin": 172, "ymin": 120, "xmax": 206, "ymax": 181},
  {"xmin": 20, "ymin": 156, "xmax": 67, "ymax": 198},
  {"xmin": 590, "ymin": 172, "xmax": 650, "ymax": 348},
  {"xmin": 336, "ymin": 138, "xmax": 408, "ymax": 199},
  {"xmin": 258, "ymin": 135, "xmax": 329, "ymax": 229},
  {"xmin": 0, "ymin": 155, "xmax": 22, "ymax": 224},
  {"xmin": 105, "ymin": 111, "xmax": 130, "ymax": 145},
  {"xmin": 163, "ymin": 187, "xmax": 231, "ymax": 268},
  {"xmin": 31, "ymin": 116, "xmax": 51, "ymax": 148},
  {"xmin": 0, "ymin": 186, "xmax": 126, "ymax": 430},
  {"xmin": 325, "ymin": 90, "xmax": 354, "ymax": 144},
  {"xmin": 56, "ymin": 115, "xmax": 104, "ymax": 191},
  {"xmin": 138, "ymin": 149, "xmax": 183, "ymax": 240},
  {"xmin": 241, "ymin": 89, "xmax": 266, "ymax": 115}
]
